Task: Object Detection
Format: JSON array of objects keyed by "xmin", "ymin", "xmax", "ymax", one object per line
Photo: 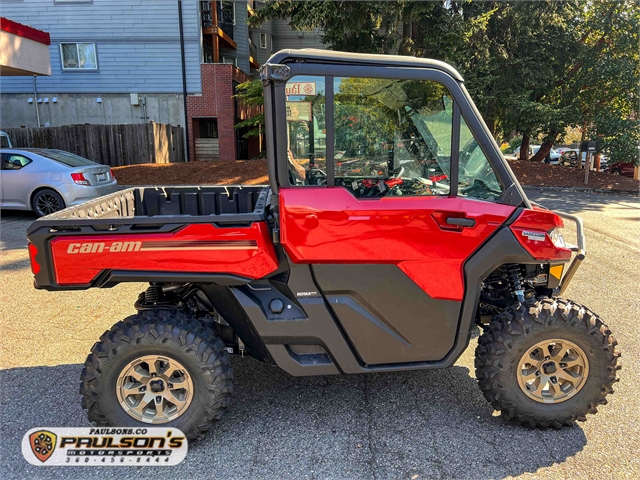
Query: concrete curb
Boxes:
[{"xmin": 522, "ymin": 185, "xmax": 639, "ymax": 196}]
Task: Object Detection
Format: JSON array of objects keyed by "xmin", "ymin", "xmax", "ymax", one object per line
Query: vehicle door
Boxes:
[
  {"xmin": 275, "ymin": 70, "xmax": 518, "ymax": 365},
  {"xmin": 1, "ymin": 153, "xmax": 33, "ymax": 207}
]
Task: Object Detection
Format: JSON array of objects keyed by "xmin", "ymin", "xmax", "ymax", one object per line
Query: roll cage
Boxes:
[{"xmin": 260, "ymin": 49, "xmax": 530, "ymax": 209}]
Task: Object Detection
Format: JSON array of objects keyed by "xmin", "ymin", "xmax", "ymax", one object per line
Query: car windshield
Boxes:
[{"xmin": 31, "ymin": 149, "xmax": 97, "ymax": 167}]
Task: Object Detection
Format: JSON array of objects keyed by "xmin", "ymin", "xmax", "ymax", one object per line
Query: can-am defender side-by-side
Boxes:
[{"xmin": 27, "ymin": 50, "xmax": 620, "ymax": 440}]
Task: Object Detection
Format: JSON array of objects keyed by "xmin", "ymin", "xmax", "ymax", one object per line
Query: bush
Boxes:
[{"xmin": 504, "ymin": 136, "xmax": 522, "ymax": 154}]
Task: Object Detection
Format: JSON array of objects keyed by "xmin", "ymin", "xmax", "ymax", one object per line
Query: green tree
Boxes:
[
  {"xmin": 252, "ymin": 0, "xmax": 639, "ymax": 166},
  {"xmin": 233, "ymin": 79, "xmax": 264, "ymax": 138}
]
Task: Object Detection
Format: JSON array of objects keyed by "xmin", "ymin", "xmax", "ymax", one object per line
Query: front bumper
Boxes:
[{"xmin": 555, "ymin": 211, "xmax": 586, "ymax": 296}]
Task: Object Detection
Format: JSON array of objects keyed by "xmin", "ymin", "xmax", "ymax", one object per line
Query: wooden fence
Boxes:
[{"xmin": 4, "ymin": 122, "xmax": 185, "ymax": 166}]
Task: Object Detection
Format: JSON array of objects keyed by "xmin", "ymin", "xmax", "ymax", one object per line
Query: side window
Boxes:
[
  {"xmin": 2, "ymin": 154, "xmax": 32, "ymax": 171},
  {"xmin": 333, "ymin": 77, "xmax": 451, "ymax": 197},
  {"xmin": 458, "ymin": 117, "xmax": 503, "ymax": 201},
  {"xmin": 285, "ymin": 76, "xmax": 326, "ymax": 186}
]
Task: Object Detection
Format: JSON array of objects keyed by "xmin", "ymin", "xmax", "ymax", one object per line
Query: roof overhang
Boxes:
[{"xmin": 0, "ymin": 17, "xmax": 51, "ymax": 76}]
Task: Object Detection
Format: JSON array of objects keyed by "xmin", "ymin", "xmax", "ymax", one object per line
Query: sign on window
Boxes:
[
  {"xmin": 286, "ymin": 102, "xmax": 312, "ymax": 122},
  {"xmin": 286, "ymin": 82, "xmax": 316, "ymax": 97}
]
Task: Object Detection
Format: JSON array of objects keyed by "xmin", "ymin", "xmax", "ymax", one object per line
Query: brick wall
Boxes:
[{"xmin": 186, "ymin": 64, "xmax": 253, "ymax": 161}]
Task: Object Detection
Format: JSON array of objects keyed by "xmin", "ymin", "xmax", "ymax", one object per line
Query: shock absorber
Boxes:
[{"xmin": 507, "ymin": 265, "xmax": 525, "ymax": 303}]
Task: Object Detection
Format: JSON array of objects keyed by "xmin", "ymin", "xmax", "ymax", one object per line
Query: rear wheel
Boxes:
[
  {"xmin": 80, "ymin": 310, "xmax": 233, "ymax": 441},
  {"xmin": 611, "ymin": 168, "xmax": 622, "ymax": 176},
  {"xmin": 32, "ymin": 189, "xmax": 65, "ymax": 217},
  {"xmin": 475, "ymin": 298, "xmax": 620, "ymax": 427}
]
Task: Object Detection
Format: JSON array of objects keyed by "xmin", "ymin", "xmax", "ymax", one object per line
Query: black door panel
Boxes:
[{"xmin": 312, "ymin": 264, "xmax": 461, "ymax": 364}]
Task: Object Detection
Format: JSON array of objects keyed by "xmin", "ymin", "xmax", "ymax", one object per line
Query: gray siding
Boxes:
[
  {"xmin": 251, "ymin": 24, "xmax": 273, "ymax": 67},
  {"xmin": 272, "ymin": 19, "xmax": 324, "ymax": 52},
  {"xmin": 0, "ymin": 0, "xmax": 202, "ymax": 94}
]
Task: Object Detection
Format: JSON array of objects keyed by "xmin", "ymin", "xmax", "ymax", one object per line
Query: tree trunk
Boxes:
[
  {"xmin": 519, "ymin": 133, "xmax": 530, "ymax": 161},
  {"xmin": 530, "ymin": 133, "xmax": 558, "ymax": 163},
  {"xmin": 486, "ymin": 117, "xmax": 496, "ymax": 138}
]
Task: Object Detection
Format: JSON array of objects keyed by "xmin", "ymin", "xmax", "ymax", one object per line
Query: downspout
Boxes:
[
  {"xmin": 178, "ymin": 0, "xmax": 190, "ymax": 161},
  {"xmin": 33, "ymin": 76, "xmax": 41, "ymax": 127}
]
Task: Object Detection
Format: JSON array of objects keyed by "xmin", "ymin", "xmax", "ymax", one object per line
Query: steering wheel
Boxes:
[{"xmin": 390, "ymin": 166, "xmax": 405, "ymax": 179}]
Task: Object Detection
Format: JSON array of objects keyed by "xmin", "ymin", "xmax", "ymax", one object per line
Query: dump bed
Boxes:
[{"xmin": 27, "ymin": 186, "xmax": 279, "ymax": 290}]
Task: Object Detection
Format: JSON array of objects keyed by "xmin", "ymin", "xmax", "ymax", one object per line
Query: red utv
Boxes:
[{"xmin": 27, "ymin": 50, "xmax": 620, "ymax": 440}]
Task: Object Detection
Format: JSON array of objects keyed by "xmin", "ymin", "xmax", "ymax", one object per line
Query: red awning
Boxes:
[{"xmin": 1, "ymin": 17, "xmax": 51, "ymax": 45}]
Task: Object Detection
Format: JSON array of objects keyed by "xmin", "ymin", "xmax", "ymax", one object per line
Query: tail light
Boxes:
[
  {"xmin": 110, "ymin": 169, "xmax": 114, "ymax": 179},
  {"xmin": 28, "ymin": 243, "xmax": 40, "ymax": 275},
  {"xmin": 549, "ymin": 226, "xmax": 566, "ymax": 249},
  {"xmin": 510, "ymin": 210, "xmax": 571, "ymax": 261},
  {"xmin": 70, "ymin": 173, "xmax": 91, "ymax": 186}
]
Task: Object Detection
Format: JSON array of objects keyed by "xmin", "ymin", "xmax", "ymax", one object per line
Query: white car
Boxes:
[
  {"xmin": 0, "ymin": 148, "xmax": 118, "ymax": 216},
  {"xmin": 0, "ymin": 131, "xmax": 12, "ymax": 148}
]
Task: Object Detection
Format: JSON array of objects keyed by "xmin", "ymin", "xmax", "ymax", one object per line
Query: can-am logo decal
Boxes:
[
  {"xmin": 521, "ymin": 231, "xmax": 546, "ymax": 242},
  {"xmin": 67, "ymin": 242, "xmax": 141, "ymax": 254},
  {"xmin": 65, "ymin": 240, "xmax": 258, "ymax": 254},
  {"xmin": 22, "ymin": 427, "xmax": 187, "ymax": 466}
]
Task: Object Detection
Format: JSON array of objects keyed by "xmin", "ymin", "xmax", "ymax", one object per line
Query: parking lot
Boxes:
[{"xmin": 1, "ymin": 190, "xmax": 639, "ymax": 479}]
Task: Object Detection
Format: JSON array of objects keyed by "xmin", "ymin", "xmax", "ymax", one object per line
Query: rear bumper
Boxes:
[{"xmin": 63, "ymin": 181, "xmax": 119, "ymax": 206}]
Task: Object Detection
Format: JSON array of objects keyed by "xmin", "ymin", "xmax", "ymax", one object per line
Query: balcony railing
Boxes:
[
  {"xmin": 201, "ymin": 1, "xmax": 213, "ymax": 28},
  {"xmin": 217, "ymin": 6, "xmax": 234, "ymax": 40},
  {"xmin": 200, "ymin": 1, "xmax": 234, "ymax": 41},
  {"xmin": 249, "ymin": 39, "xmax": 257, "ymax": 61}
]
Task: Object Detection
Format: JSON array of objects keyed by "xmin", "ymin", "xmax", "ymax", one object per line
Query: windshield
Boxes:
[{"xmin": 31, "ymin": 149, "xmax": 97, "ymax": 167}]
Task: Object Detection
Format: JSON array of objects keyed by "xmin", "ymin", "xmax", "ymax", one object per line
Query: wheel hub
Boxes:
[
  {"xmin": 149, "ymin": 379, "xmax": 165, "ymax": 393},
  {"xmin": 517, "ymin": 338, "xmax": 589, "ymax": 404},
  {"xmin": 542, "ymin": 361, "xmax": 557, "ymax": 375},
  {"xmin": 116, "ymin": 355, "xmax": 194, "ymax": 424}
]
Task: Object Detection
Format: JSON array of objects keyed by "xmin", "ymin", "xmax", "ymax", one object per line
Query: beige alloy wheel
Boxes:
[
  {"xmin": 517, "ymin": 338, "xmax": 589, "ymax": 404},
  {"xmin": 116, "ymin": 355, "xmax": 194, "ymax": 424}
]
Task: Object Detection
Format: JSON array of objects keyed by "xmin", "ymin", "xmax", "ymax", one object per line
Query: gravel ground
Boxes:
[
  {"xmin": 111, "ymin": 160, "xmax": 639, "ymax": 193},
  {"xmin": 1, "ymin": 190, "xmax": 638, "ymax": 480}
]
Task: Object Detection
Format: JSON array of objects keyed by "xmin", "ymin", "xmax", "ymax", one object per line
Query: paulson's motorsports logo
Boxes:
[
  {"xmin": 29, "ymin": 430, "xmax": 57, "ymax": 463},
  {"xmin": 22, "ymin": 427, "xmax": 187, "ymax": 466}
]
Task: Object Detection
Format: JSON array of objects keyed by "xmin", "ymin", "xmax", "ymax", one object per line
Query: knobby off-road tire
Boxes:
[
  {"xmin": 80, "ymin": 310, "xmax": 233, "ymax": 441},
  {"xmin": 475, "ymin": 298, "xmax": 620, "ymax": 428}
]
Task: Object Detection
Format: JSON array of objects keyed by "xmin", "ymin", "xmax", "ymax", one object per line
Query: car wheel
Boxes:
[
  {"xmin": 32, "ymin": 189, "xmax": 65, "ymax": 217},
  {"xmin": 611, "ymin": 168, "xmax": 621, "ymax": 176},
  {"xmin": 475, "ymin": 298, "xmax": 620, "ymax": 428},
  {"xmin": 80, "ymin": 310, "xmax": 233, "ymax": 441}
]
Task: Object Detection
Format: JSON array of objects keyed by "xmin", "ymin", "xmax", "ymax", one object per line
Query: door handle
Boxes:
[{"xmin": 446, "ymin": 217, "xmax": 476, "ymax": 228}]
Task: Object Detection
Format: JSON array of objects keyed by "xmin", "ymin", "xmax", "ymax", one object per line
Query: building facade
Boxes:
[{"xmin": 0, "ymin": 0, "xmax": 323, "ymax": 160}]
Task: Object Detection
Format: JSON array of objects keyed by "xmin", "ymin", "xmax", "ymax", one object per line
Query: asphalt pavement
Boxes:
[{"xmin": 1, "ymin": 190, "xmax": 639, "ymax": 479}]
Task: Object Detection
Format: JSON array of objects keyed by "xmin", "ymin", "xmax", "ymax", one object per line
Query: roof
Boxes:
[
  {"xmin": 0, "ymin": 17, "xmax": 51, "ymax": 45},
  {"xmin": 267, "ymin": 49, "xmax": 464, "ymax": 82}
]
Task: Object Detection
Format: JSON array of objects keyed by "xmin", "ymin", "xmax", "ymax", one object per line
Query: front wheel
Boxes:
[
  {"xmin": 611, "ymin": 168, "xmax": 622, "ymax": 176},
  {"xmin": 475, "ymin": 298, "xmax": 620, "ymax": 428},
  {"xmin": 80, "ymin": 310, "xmax": 233, "ymax": 441}
]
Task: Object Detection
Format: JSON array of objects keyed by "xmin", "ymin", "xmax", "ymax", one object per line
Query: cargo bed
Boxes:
[{"xmin": 27, "ymin": 185, "xmax": 278, "ymax": 291}]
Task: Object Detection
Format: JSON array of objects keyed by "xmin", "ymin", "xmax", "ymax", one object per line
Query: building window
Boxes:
[
  {"xmin": 222, "ymin": 56, "xmax": 237, "ymax": 66},
  {"xmin": 199, "ymin": 118, "xmax": 218, "ymax": 139},
  {"xmin": 260, "ymin": 32, "xmax": 267, "ymax": 49},
  {"xmin": 60, "ymin": 42, "xmax": 98, "ymax": 70}
]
